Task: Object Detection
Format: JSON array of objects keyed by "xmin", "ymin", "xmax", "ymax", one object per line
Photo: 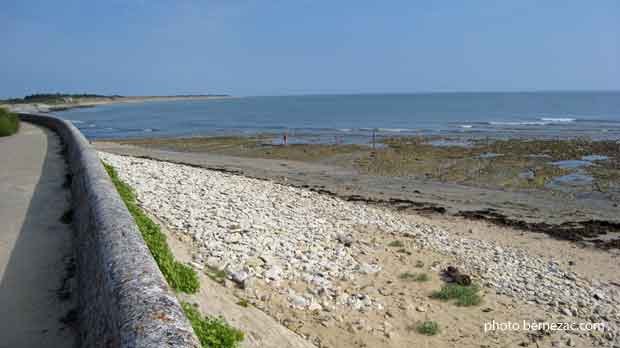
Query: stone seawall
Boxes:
[{"xmin": 18, "ymin": 113, "xmax": 199, "ymax": 348}]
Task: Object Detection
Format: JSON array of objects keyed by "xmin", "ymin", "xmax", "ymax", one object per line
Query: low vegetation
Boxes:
[
  {"xmin": 387, "ymin": 240, "xmax": 405, "ymax": 247},
  {"xmin": 103, "ymin": 162, "xmax": 199, "ymax": 293},
  {"xmin": 399, "ymin": 272, "xmax": 430, "ymax": 282},
  {"xmin": 182, "ymin": 302, "xmax": 244, "ymax": 348},
  {"xmin": 415, "ymin": 320, "xmax": 440, "ymax": 336},
  {"xmin": 105, "ymin": 162, "xmax": 245, "ymax": 347},
  {"xmin": 0, "ymin": 107, "xmax": 19, "ymax": 137},
  {"xmin": 1, "ymin": 93, "xmax": 121, "ymax": 105},
  {"xmin": 236, "ymin": 298, "xmax": 249, "ymax": 308},
  {"xmin": 430, "ymin": 283, "xmax": 482, "ymax": 306},
  {"xmin": 204, "ymin": 265, "xmax": 227, "ymax": 284}
]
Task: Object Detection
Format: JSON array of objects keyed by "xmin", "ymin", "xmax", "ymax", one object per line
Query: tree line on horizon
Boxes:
[
  {"xmin": 1, "ymin": 93, "xmax": 230, "ymax": 104},
  {"xmin": 1, "ymin": 93, "xmax": 124, "ymax": 104}
]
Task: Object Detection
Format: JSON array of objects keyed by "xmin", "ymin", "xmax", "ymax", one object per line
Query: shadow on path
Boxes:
[{"xmin": 0, "ymin": 124, "xmax": 77, "ymax": 348}]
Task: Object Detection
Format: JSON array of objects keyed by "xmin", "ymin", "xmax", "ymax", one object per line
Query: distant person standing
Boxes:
[{"xmin": 283, "ymin": 132, "xmax": 288, "ymax": 145}]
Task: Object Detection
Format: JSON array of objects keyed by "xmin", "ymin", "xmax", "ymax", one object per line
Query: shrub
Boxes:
[{"xmin": 0, "ymin": 108, "xmax": 19, "ymax": 137}]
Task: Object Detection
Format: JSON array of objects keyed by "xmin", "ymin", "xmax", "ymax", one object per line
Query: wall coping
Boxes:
[{"xmin": 18, "ymin": 113, "xmax": 200, "ymax": 348}]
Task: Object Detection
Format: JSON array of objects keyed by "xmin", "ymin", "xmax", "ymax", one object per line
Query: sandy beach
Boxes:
[
  {"xmin": 99, "ymin": 150, "xmax": 620, "ymax": 348},
  {"xmin": 3, "ymin": 1, "xmax": 617, "ymax": 346},
  {"xmin": 2, "ymin": 95, "xmax": 233, "ymax": 114},
  {"xmin": 95, "ymin": 137, "xmax": 620, "ymax": 249}
]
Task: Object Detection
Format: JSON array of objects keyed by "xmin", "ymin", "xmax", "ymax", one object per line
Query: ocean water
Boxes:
[{"xmin": 57, "ymin": 92, "xmax": 620, "ymax": 143}]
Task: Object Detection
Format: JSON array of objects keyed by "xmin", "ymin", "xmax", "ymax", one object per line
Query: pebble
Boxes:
[
  {"xmin": 290, "ymin": 294, "xmax": 308, "ymax": 308},
  {"xmin": 230, "ymin": 270, "xmax": 250, "ymax": 288},
  {"xmin": 99, "ymin": 152, "xmax": 620, "ymax": 345}
]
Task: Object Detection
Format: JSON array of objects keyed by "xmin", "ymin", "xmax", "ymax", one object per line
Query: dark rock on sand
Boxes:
[{"xmin": 442, "ymin": 266, "xmax": 472, "ymax": 286}]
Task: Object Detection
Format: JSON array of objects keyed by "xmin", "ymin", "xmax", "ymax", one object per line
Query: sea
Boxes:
[{"xmin": 57, "ymin": 92, "xmax": 620, "ymax": 144}]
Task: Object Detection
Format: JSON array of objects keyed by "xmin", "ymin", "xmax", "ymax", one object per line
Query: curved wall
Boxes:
[{"xmin": 18, "ymin": 113, "xmax": 200, "ymax": 348}]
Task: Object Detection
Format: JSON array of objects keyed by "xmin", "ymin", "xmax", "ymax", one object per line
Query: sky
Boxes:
[{"xmin": 0, "ymin": 1, "xmax": 618, "ymax": 98}]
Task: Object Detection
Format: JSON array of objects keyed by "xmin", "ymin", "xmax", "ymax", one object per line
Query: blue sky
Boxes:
[{"xmin": 0, "ymin": 1, "xmax": 618, "ymax": 98}]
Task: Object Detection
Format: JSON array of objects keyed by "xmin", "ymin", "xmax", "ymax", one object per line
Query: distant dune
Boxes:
[{"xmin": 1, "ymin": 94, "xmax": 233, "ymax": 113}]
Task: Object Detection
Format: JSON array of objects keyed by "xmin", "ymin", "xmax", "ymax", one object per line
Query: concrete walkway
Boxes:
[{"xmin": 0, "ymin": 123, "xmax": 76, "ymax": 347}]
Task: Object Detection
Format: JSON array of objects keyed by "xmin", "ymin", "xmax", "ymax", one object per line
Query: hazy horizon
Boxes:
[
  {"xmin": 4, "ymin": 89, "xmax": 620, "ymax": 100},
  {"xmin": 1, "ymin": 1, "xmax": 618, "ymax": 99}
]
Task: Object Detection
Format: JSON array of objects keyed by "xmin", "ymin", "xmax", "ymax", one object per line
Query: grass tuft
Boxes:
[
  {"xmin": 236, "ymin": 298, "xmax": 249, "ymax": 308},
  {"xmin": 0, "ymin": 108, "xmax": 19, "ymax": 137},
  {"xmin": 204, "ymin": 265, "xmax": 227, "ymax": 284},
  {"xmin": 387, "ymin": 240, "xmax": 405, "ymax": 248},
  {"xmin": 430, "ymin": 283, "xmax": 482, "ymax": 306},
  {"xmin": 182, "ymin": 302, "xmax": 244, "ymax": 348},
  {"xmin": 416, "ymin": 321, "xmax": 440, "ymax": 336},
  {"xmin": 399, "ymin": 272, "xmax": 430, "ymax": 282},
  {"xmin": 103, "ymin": 162, "xmax": 199, "ymax": 294}
]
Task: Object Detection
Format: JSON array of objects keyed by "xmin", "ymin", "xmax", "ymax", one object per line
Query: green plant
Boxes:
[
  {"xmin": 0, "ymin": 108, "xmax": 19, "ymax": 137},
  {"xmin": 416, "ymin": 321, "xmax": 440, "ymax": 336},
  {"xmin": 387, "ymin": 240, "xmax": 405, "ymax": 248},
  {"xmin": 399, "ymin": 272, "xmax": 430, "ymax": 282},
  {"xmin": 182, "ymin": 302, "xmax": 244, "ymax": 348},
  {"xmin": 430, "ymin": 283, "xmax": 482, "ymax": 306},
  {"xmin": 104, "ymin": 162, "xmax": 199, "ymax": 293},
  {"xmin": 204, "ymin": 265, "xmax": 227, "ymax": 284},
  {"xmin": 236, "ymin": 299, "xmax": 249, "ymax": 308}
]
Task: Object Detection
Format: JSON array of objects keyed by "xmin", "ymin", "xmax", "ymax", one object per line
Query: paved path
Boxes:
[{"xmin": 0, "ymin": 122, "xmax": 76, "ymax": 347}]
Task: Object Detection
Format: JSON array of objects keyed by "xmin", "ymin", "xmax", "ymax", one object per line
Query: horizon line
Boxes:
[{"xmin": 3, "ymin": 89, "xmax": 620, "ymax": 100}]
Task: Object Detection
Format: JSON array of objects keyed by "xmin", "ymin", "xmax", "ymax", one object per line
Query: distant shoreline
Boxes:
[{"xmin": 2, "ymin": 95, "xmax": 235, "ymax": 113}]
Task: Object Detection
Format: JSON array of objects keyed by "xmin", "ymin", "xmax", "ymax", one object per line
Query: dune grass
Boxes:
[
  {"xmin": 204, "ymin": 265, "xmax": 227, "ymax": 284},
  {"xmin": 236, "ymin": 298, "xmax": 250, "ymax": 308},
  {"xmin": 182, "ymin": 302, "xmax": 244, "ymax": 348},
  {"xmin": 387, "ymin": 240, "xmax": 405, "ymax": 247},
  {"xmin": 430, "ymin": 283, "xmax": 482, "ymax": 306},
  {"xmin": 415, "ymin": 320, "xmax": 440, "ymax": 336},
  {"xmin": 104, "ymin": 161, "xmax": 245, "ymax": 346},
  {"xmin": 103, "ymin": 162, "xmax": 199, "ymax": 294},
  {"xmin": 0, "ymin": 108, "xmax": 19, "ymax": 137}
]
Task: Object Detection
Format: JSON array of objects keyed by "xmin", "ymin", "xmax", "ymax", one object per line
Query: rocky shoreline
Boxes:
[
  {"xmin": 100, "ymin": 152, "xmax": 620, "ymax": 347},
  {"xmin": 94, "ymin": 141, "xmax": 620, "ymax": 250}
]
